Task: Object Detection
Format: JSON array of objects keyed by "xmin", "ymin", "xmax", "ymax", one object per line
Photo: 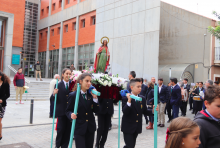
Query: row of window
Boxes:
[
  {"xmin": 40, "ymin": 16, "xmax": 95, "ymax": 39},
  {"xmin": 41, "ymin": 0, "xmax": 78, "ymax": 16}
]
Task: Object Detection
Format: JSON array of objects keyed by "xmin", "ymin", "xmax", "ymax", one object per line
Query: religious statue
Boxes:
[{"xmin": 94, "ymin": 37, "xmax": 110, "ymax": 73}]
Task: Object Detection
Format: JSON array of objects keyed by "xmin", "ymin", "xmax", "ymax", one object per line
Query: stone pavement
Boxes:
[{"xmin": 0, "ymin": 101, "xmax": 195, "ymax": 148}]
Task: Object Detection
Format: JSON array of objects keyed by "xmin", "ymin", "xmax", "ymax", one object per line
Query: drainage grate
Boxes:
[{"xmin": 0, "ymin": 142, "xmax": 32, "ymax": 148}]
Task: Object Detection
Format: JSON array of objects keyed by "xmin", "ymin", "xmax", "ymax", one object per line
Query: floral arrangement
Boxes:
[{"xmin": 92, "ymin": 74, "xmax": 112, "ymax": 87}]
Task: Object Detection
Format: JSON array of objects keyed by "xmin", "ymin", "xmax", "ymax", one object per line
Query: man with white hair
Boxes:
[
  {"xmin": 203, "ymin": 79, "xmax": 213, "ymax": 110},
  {"xmin": 49, "ymin": 74, "xmax": 60, "ymax": 118}
]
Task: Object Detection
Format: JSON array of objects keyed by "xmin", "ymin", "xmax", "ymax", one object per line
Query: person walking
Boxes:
[
  {"xmin": 180, "ymin": 78, "xmax": 190, "ymax": 116},
  {"xmin": 13, "ymin": 68, "xmax": 25, "ymax": 104},
  {"xmin": 170, "ymin": 78, "xmax": 182, "ymax": 119},
  {"xmin": 0, "ymin": 71, "xmax": 10, "ymax": 140},
  {"xmin": 166, "ymin": 82, "xmax": 173, "ymax": 123},
  {"xmin": 34, "ymin": 61, "xmax": 43, "ymax": 81},
  {"xmin": 157, "ymin": 78, "xmax": 168, "ymax": 127},
  {"xmin": 49, "ymin": 74, "xmax": 60, "ymax": 118}
]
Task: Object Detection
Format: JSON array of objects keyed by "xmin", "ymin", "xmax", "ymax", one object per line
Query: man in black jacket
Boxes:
[
  {"xmin": 180, "ymin": 78, "xmax": 190, "ymax": 116},
  {"xmin": 140, "ymin": 78, "xmax": 148, "ymax": 97},
  {"xmin": 166, "ymin": 82, "xmax": 173, "ymax": 123},
  {"xmin": 194, "ymin": 85, "xmax": 220, "ymax": 148},
  {"xmin": 95, "ymin": 97, "xmax": 114, "ymax": 148},
  {"xmin": 193, "ymin": 82, "xmax": 204, "ymax": 115},
  {"xmin": 127, "ymin": 71, "xmax": 136, "ymax": 92},
  {"xmin": 157, "ymin": 78, "xmax": 168, "ymax": 127},
  {"xmin": 121, "ymin": 78, "xmax": 158, "ymax": 148}
]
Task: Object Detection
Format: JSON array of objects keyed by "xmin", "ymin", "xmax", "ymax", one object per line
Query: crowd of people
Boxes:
[{"xmin": 0, "ymin": 67, "xmax": 219, "ymax": 148}]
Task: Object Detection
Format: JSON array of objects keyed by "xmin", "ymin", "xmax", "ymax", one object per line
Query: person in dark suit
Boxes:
[
  {"xmin": 95, "ymin": 95, "xmax": 114, "ymax": 148},
  {"xmin": 126, "ymin": 71, "xmax": 136, "ymax": 92},
  {"xmin": 180, "ymin": 78, "xmax": 190, "ymax": 116},
  {"xmin": 51, "ymin": 68, "xmax": 72, "ymax": 148},
  {"xmin": 121, "ymin": 78, "xmax": 158, "ymax": 148},
  {"xmin": 146, "ymin": 82, "xmax": 154, "ymax": 129},
  {"xmin": 192, "ymin": 82, "xmax": 204, "ymax": 115},
  {"xmin": 140, "ymin": 78, "xmax": 148, "ymax": 96},
  {"xmin": 166, "ymin": 82, "xmax": 173, "ymax": 123},
  {"xmin": 157, "ymin": 78, "xmax": 169, "ymax": 127},
  {"xmin": 66, "ymin": 73, "xmax": 99, "ymax": 148},
  {"xmin": 170, "ymin": 78, "xmax": 182, "ymax": 119},
  {"xmin": 0, "ymin": 71, "xmax": 10, "ymax": 140}
]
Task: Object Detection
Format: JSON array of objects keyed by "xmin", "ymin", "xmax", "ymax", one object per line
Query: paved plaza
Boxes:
[{"xmin": 0, "ymin": 101, "xmax": 195, "ymax": 148}]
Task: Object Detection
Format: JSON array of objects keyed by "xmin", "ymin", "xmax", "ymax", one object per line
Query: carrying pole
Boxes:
[{"xmin": 154, "ymin": 84, "xmax": 158, "ymax": 148}]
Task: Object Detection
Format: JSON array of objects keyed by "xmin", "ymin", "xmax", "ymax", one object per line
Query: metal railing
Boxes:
[
  {"xmin": 8, "ymin": 65, "xmax": 31, "ymax": 83},
  {"xmin": 215, "ymin": 47, "xmax": 220, "ymax": 60}
]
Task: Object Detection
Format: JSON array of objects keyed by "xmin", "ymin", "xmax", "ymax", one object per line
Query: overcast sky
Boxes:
[{"xmin": 162, "ymin": 0, "xmax": 220, "ymax": 20}]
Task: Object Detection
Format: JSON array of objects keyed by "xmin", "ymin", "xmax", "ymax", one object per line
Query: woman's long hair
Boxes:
[
  {"xmin": 0, "ymin": 71, "xmax": 11, "ymax": 84},
  {"xmin": 72, "ymin": 73, "xmax": 92, "ymax": 92},
  {"xmin": 101, "ymin": 40, "xmax": 108, "ymax": 47},
  {"xmin": 61, "ymin": 68, "xmax": 71, "ymax": 81},
  {"xmin": 165, "ymin": 117, "xmax": 199, "ymax": 148}
]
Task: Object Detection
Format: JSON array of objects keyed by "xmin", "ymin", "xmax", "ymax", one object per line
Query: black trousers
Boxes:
[
  {"xmin": 75, "ymin": 130, "xmax": 94, "ymax": 148},
  {"xmin": 56, "ymin": 115, "xmax": 72, "ymax": 148},
  {"xmin": 180, "ymin": 101, "xmax": 187, "ymax": 116},
  {"xmin": 166, "ymin": 101, "xmax": 172, "ymax": 120},
  {"xmin": 189, "ymin": 96, "xmax": 193, "ymax": 110},
  {"xmin": 123, "ymin": 132, "xmax": 139, "ymax": 148},
  {"xmin": 96, "ymin": 113, "xmax": 112, "ymax": 147},
  {"xmin": 194, "ymin": 101, "xmax": 203, "ymax": 115}
]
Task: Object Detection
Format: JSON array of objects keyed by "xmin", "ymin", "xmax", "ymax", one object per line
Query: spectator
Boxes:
[
  {"xmin": 165, "ymin": 117, "xmax": 201, "ymax": 148},
  {"xmin": 34, "ymin": 61, "xmax": 43, "ymax": 81},
  {"xmin": 203, "ymin": 80, "xmax": 213, "ymax": 110},
  {"xmin": 146, "ymin": 82, "xmax": 154, "ymax": 130},
  {"xmin": 49, "ymin": 74, "xmax": 60, "ymax": 118},
  {"xmin": 70, "ymin": 64, "xmax": 75, "ymax": 72},
  {"xmin": 166, "ymin": 82, "xmax": 173, "ymax": 123},
  {"xmin": 157, "ymin": 78, "xmax": 169, "ymax": 127},
  {"xmin": 140, "ymin": 78, "xmax": 148, "ymax": 97},
  {"xmin": 144, "ymin": 79, "xmax": 147, "ymax": 85},
  {"xmin": 127, "ymin": 71, "xmax": 136, "ymax": 92},
  {"xmin": 180, "ymin": 78, "xmax": 190, "ymax": 116},
  {"xmin": 151, "ymin": 77, "xmax": 156, "ymax": 84},
  {"xmin": 214, "ymin": 81, "xmax": 219, "ymax": 86},
  {"xmin": 194, "ymin": 85, "xmax": 220, "ymax": 148},
  {"xmin": 13, "ymin": 68, "xmax": 25, "ymax": 104},
  {"xmin": 193, "ymin": 82, "xmax": 205, "ymax": 115},
  {"xmin": 0, "ymin": 71, "xmax": 11, "ymax": 140},
  {"xmin": 170, "ymin": 78, "xmax": 182, "ymax": 119}
]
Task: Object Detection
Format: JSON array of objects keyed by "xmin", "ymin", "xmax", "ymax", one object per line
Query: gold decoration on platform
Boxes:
[{"xmin": 100, "ymin": 36, "xmax": 109, "ymax": 44}]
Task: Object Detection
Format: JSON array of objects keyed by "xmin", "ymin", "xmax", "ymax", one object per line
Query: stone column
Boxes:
[
  {"xmin": 74, "ymin": 0, "xmax": 80, "ymax": 70},
  {"xmin": 3, "ymin": 14, "xmax": 14, "ymax": 76},
  {"xmin": 45, "ymin": 26, "xmax": 50, "ymax": 78},
  {"xmin": 58, "ymin": 21, "xmax": 63, "ymax": 76}
]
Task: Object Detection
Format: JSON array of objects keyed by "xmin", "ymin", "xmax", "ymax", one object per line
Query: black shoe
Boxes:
[
  {"xmin": 189, "ymin": 108, "xmax": 192, "ymax": 111},
  {"xmin": 108, "ymin": 127, "xmax": 112, "ymax": 131},
  {"xmin": 167, "ymin": 119, "xmax": 171, "ymax": 123},
  {"xmin": 49, "ymin": 115, "xmax": 53, "ymax": 118},
  {"xmin": 0, "ymin": 137, "xmax": 2, "ymax": 140},
  {"xmin": 157, "ymin": 124, "xmax": 161, "ymax": 126},
  {"xmin": 191, "ymin": 111, "xmax": 195, "ymax": 114}
]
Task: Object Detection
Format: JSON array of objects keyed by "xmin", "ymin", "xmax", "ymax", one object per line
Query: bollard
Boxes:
[{"xmin": 30, "ymin": 99, "xmax": 34, "ymax": 124}]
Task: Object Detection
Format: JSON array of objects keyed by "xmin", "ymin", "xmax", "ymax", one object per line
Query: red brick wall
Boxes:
[
  {"xmin": 62, "ymin": 18, "xmax": 76, "ymax": 48},
  {"xmin": 49, "ymin": 23, "xmax": 61, "ymax": 50},
  {"xmin": 51, "ymin": 0, "xmax": 62, "ymax": 15},
  {"xmin": 40, "ymin": 0, "xmax": 49, "ymax": 20},
  {"xmin": 78, "ymin": 11, "xmax": 96, "ymax": 45},
  {"xmin": 80, "ymin": 0, "xmax": 86, "ymax": 2},
  {"xmin": 38, "ymin": 28, "xmax": 48, "ymax": 52},
  {"xmin": 64, "ymin": 0, "xmax": 77, "ymax": 9},
  {"xmin": 0, "ymin": 0, "xmax": 25, "ymax": 47}
]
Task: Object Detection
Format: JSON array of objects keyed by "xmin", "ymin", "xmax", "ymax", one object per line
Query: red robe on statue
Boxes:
[{"xmin": 94, "ymin": 46, "xmax": 110, "ymax": 73}]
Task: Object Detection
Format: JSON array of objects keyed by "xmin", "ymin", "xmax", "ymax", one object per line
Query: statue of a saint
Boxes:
[{"xmin": 94, "ymin": 40, "xmax": 110, "ymax": 73}]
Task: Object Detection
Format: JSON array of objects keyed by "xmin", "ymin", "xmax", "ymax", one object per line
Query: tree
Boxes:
[{"xmin": 208, "ymin": 11, "xmax": 220, "ymax": 40}]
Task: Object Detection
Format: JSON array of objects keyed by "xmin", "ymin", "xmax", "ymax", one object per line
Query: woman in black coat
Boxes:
[
  {"xmin": 146, "ymin": 82, "xmax": 154, "ymax": 130},
  {"xmin": 0, "ymin": 71, "xmax": 10, "ymax": 140}
]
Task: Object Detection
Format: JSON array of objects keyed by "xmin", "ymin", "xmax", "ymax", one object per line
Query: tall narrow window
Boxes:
[
  {"xmin": 46, "ymin": 31, "xmax": 48, "ymax": 37},
  {"xmin": 66, "ymin": 0, "xmax": 70, "ymax": 4},
  {"xmin": 58, "ymin": 27, "xmax": 60, "ymax": 34},
  {"xmin": 40, "ymin": 33, "xmax": 43, "ymax": 39},
  {"xmin": 59, "ymin": 0, "xmax": 62, "ymax": 8},
  {"xmin": 91, "ymin": 16, "xmax": 96, "ymax": 25},
  {"xmin": 65, "ymin": 25, "xmax": 68, "ymax": 32},
  {"xmin": 47, "ymin": 6, "xmax": 49, "ymax": 13},
  {"xmin": 51, "ymin": 29, "xmax": 54, "ymax": 36},
  {"xmin": 72, "ymin": 22, "xmax": 76, "ymax": 30},
  {"xmin": 41, "ymin": 9, "xmax": 44, "ymax": 16},
  {"xmin": 53, "ymin": 3, "xmax": 56, "ymax": 10},
  {"xmin": 81, "ymin": 19, "xmax": 85, "ymax": 28}
]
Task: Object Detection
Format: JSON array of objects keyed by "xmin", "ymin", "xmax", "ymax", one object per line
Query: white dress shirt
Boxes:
[
  {"xmin": 159, "ymin": 84, "xmax": 163, "ymax": 93},
  {"xmin": 63, "ymin": 80, "xmax": 69, "ymax": 88},
  {"xmin": 81, "ymin": 90, "xmax": 98, "ymax": 103},
  {"xmin": 127, "ymin": 93, "xmax": 137, "ymax": 107}
]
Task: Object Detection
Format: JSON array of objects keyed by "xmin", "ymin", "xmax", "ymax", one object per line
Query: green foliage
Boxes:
[{"xmin": 208, "ymin": 11, "xmax": 220, "ymax": 40}]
